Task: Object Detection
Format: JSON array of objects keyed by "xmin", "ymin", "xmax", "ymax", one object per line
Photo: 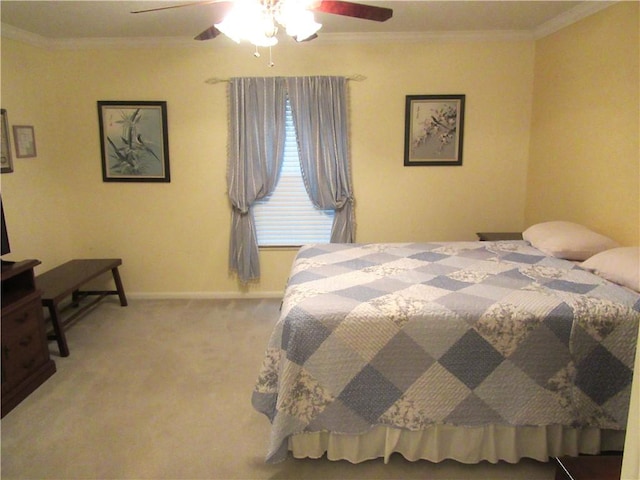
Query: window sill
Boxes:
[{"xmin": 258, "ymin": 245, "xmax": 303, "ymax": 251}]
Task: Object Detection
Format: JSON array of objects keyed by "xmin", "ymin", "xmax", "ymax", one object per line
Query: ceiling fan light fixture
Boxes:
[
  {"xmin": 215, "ymin": 0, "xmax": 274, "ymax": 44},
  {"xmin": 284, "ymin": 10, "xmax": 321, "ymax": 41},
  {"xmin": 277, "ymin": 1, "xmax": 322, "ymax": 41},
  {"xmin": 215, "ymin": 0, "xmax": 321, "ymax": 46},
  {"xmin": 213, "ymin": 5, "xmax": 246, "ymax": 43},
  {"xmin": 250, "ymin": 32, "xmax": 279, "ymax": 47}
]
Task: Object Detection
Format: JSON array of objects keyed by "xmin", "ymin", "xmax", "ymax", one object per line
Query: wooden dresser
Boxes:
[{"xmin": 1, "ymin": 260, "xmax": 56, "ymax": 417}]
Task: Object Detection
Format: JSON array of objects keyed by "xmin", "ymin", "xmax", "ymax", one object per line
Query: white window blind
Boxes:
[{"xmin": 253, "ymin": 100, "xmax": 334, "ymax": 247}]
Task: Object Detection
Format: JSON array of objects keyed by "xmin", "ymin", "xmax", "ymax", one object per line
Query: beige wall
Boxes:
[
  {"xmin": 525, "ymin": 4, "xmax": 638, "ymax": 479},
  {"xmin": 0, "ymin": 39, "xmax": 76, "ymax": 265},
  {"xmin": 526, "ymin": 2, "xmax": 639, "ymax": 246},
  {"xmin": 1, "ymin": 36, "xmax": 534, "ymax": 295}
]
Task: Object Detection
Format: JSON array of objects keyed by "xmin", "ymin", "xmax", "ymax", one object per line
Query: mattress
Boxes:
[{"xmin": 252, "ymin": 241, "xmax": 639, "ymax": 463}]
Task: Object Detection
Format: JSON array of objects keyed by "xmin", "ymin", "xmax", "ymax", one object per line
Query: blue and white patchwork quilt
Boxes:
[{"xmin": 252, "ymin": 242, "xmax": 639, "ymax": 463}]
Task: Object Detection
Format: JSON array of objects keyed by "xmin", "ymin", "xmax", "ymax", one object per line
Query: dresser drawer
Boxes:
[
  {"xmin": 1, "ymin": 297, "xmax": 43, "ymax": 345},
  {"xmin": 2, "ymin": 325, "xmax": 49, "ymax": 389}
]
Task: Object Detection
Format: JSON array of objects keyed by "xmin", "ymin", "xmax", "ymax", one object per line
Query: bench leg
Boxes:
[
  {"xmin": 71, "ymin": 289, "xmax": 80, "ymax": 307},
  {"xmin": 47, "ymin": 305, "xmax": 70, "ymax": 357},
  {"xmin": 111, "ymin": 267, "xmax": 128, "ymax": 307}
]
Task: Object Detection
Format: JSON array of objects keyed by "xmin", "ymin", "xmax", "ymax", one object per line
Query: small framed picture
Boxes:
[
  {"xmin": 1, "ymin": 109, "xmax": 13, "ymax": 173},
  {"xmin": 404, "ymin": 94, "xmax": 465, "ymax": 166},
  {"xmin": 97, "ymin": 101, "xmax": 170, "ymax": 183},
  {"xmin": 13, "ymin": 125, "xmax": 37, "ymax": 158}
]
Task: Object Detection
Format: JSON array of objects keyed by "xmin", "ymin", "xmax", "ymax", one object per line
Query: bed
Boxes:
[{"xmin": 252, "ymin": 235, "xmax": 639, "ymax": 464}]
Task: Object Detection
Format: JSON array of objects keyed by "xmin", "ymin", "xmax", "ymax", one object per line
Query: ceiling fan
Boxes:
[{"xmin": 132, "ymin": 0, "xmax": 393, "ymax": 44}]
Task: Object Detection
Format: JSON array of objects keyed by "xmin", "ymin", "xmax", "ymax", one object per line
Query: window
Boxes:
[{"xmin": 253, "ymin": 100, "xmax": 335, "ymax": 247}]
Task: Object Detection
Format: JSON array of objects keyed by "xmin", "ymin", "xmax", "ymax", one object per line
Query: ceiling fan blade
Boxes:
[
  {"xmin": 194, "ymin": 25, "xmax": 222, "ymax": 40},
  {"xmin": 295, "ymin": 33, "xmax": 319, "ymax": 42},
  {"xmin": 131, "ymin": 0, "xmax": 226, "ymax": 14},
  {"xmin": 311, "ymin": 1, "xmax": 393, "ymax": 22}
]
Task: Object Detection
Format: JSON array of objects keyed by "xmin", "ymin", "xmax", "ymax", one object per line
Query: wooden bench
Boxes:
[{"xmin": 35, "ymin": 259, "xmax": 127, "ymax": 357}]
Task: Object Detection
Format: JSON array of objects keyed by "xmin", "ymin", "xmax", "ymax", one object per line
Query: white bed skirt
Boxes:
[{"xmin": 289, "ymin": 425, "xmax": 625, "ymax": 464}]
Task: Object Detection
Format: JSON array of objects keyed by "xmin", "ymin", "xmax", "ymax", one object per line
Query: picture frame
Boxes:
[
  {"xmin": 97, "ymin": 101, "xmax": 170, "ymax": 183},
  {"xmin": 404, "ymin": 94, "xmax": 465, "ymax": 166},
  {"xmin": 13, "ymin": 125, "xmax": 37, "ymax": 158},
  {"xmin": 1, "ymin": 109, "xmax": 13, "ymax": 173}
]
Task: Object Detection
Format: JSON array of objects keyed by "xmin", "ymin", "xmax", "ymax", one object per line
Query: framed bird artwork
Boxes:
[{"xmin": 97, "ymin": 100, "xmax": 171, "ymax": 182}]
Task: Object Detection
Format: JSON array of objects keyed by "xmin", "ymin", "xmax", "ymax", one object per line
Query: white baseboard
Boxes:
[{"xmin": 126, "ymin": 291, "xmax": 284, "ymax": 300}]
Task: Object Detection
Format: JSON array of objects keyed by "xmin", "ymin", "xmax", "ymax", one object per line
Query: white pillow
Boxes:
[
  {"xmin": 522, "ymin": 221, "xmax": 619, "ymax": 261},
  {"xmin": 582, "ymin": 247, "xmax": 640, "ymax": 292}
]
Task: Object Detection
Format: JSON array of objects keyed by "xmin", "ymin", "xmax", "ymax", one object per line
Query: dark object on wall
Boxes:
[
  {"xmin": 97, "ymin": 101, "xmax": 171, "ymax": 183},
  {"xmin": 1, "ymin": 109, "xmax": 13, "ymax": 173},
  {"xmin": 404, "ymin": 94, "xmax": 465, "ymax": 166},
  {"xmin": 1, "ymin": 196, "xmax": 10, "ymax": 257}
]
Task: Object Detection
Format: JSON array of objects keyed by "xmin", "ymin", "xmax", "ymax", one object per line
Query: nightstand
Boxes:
[
  {"xmin": 554, "ymin": 455, "xmax": 622, "ymax": 480},
  {"xmin": 476, "ymin": 232, "xmax": 523, "ymax": 241}
]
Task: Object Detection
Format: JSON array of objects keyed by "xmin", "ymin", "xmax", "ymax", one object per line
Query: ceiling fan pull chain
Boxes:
[
  {"xmin": 269, "ymin": 46, "xmax": 275, "ymax": 67},
  {"xmin": 254, "ymin": 45, "xmax": 261, "ymax": 58}
]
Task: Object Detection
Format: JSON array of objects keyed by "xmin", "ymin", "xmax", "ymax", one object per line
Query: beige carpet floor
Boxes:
[{"xmin": 1, "ymin": 298, "xmax": 556, "ymax": 479}]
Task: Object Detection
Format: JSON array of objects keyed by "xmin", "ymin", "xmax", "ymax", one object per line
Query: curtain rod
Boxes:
[{"xmin": 205, "ymin": 74, "xmax": 366, "ymax": 85}]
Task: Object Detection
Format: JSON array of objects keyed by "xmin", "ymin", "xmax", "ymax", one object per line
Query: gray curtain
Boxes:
[
  {"xmin": 227, "ymin": 76, "xmax": 354, "ymax": 283},
  {"xmin": 227, "ymin": 77, "xmax": 286, "ymax": 282},
  {"xmin": 286, "ymin": 76, "xmax": 355, "ymax": 243}
]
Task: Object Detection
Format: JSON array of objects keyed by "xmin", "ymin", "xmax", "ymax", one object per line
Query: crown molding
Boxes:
[
  {"xmin": 314, "ymin": 30, "xmax": 533, "ymax": 44},
  {"xmin": 534, "ymin": 1, "xmax": 616, "ymax": 39},
  {"xmin": 46, "ymin": 36, "xmax": 200, "ymax": 50},
  {"xmin": 1, "ymin": 22, "xmax": 48, "ymax": 47},
  {"xmin": 0, "ymin": 22, "xmax": 199, "ymax": 49},
  {"xmin": 1, "ymin": 25, "xmax": 533, "ymax": 50}
]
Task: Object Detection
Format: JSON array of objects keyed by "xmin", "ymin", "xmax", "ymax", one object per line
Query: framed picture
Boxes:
[
  {"xmin": 13, "ymin": 125, "xmax": 37, "ymax": 158},
  {"xmin": 97, "ymin": 101, "xmax": 170, "ymax": 182},
  {"xmin": 404, "ymin": 94, "xmax": 465, "ymax": 166},
  {"xmin": 1, "ymin": 109, "xmax": 13, "ymax": 173}
]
